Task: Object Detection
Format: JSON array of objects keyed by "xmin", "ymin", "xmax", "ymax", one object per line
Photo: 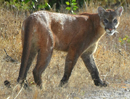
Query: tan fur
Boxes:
[{"xmin": 17, "ymin": 7, "xmax": 123, "ymax": 88}]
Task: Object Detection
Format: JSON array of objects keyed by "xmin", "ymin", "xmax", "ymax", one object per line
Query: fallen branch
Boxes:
[{"xmin": 7, "ymin": 84, "xmax": 24, "ymax": 99}]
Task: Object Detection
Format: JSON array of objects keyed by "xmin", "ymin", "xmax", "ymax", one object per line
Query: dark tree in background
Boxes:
[{"xmin": 48, "ymin": 0, "xmax": 86, "ymax": 10}]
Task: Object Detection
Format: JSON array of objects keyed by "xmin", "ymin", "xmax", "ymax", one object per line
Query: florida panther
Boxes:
[{"xmin": 17, "ymin": 6, "xmax": 123, "ymax": 88}]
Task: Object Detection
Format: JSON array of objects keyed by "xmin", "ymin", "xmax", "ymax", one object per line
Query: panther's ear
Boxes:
[
  {"xmin": 115, "ymin": 6, "xmax": 123, "ymax": 16},
  {"xmin": 98, "ymin": 7, "xmax": 105, "ymax": 17}
]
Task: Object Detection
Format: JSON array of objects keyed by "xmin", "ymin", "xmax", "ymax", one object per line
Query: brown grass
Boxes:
[{"xmin": 0, "ymin": 6, "xmax": 130, "ymax": 99}]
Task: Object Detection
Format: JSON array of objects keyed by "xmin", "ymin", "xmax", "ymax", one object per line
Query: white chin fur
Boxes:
[
  {"xmin": 106, "ymin": 29, "xmax": 115, "ymax": 35},
  {"xmin": 106, "ymin": 32, "xmax": 115, "ymax": 35}
]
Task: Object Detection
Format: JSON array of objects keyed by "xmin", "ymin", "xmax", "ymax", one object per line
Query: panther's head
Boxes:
[{"xmin": 98, "ymin": 6, "xmax": 123, "ymax": 35}]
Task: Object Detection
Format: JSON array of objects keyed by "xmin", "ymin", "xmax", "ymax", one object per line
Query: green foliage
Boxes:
[
  {"xmin": 4, "ymin": 0, "xmax": 51, "ymax": 12},
  {"xmin": 119, "ymin": 35, "xmax": 130, "ymax": 45},
  {"xmin": 29, "ymin": 0, "xmax": 51, "ymax": 11},
  {"xmin": 5, "ymin": 0, "xmax": 29, "ymax": 10},
  {"xmin": 65, "ymin": 0, "xmax": 78, "ymax": 14},
  {"xmin": 2, "ymin": 0, "xmax": 129, "ymax": 12}
]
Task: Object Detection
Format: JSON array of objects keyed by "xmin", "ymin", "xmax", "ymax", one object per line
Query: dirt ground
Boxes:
[{"xmin": 1, "ymin": 49, "xmax": 130, "ymax": 99}]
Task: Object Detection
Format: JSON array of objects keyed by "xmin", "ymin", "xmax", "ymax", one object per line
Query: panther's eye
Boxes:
[
  {"xmin": 113, "ymin": 19, "xmax": 117, "ymax": 23},
  {"xmin": 103, "ymin": 19, "xmax": 108, "ymax": 23}
]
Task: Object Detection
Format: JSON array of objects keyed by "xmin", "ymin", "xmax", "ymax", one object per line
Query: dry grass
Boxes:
[{"xmin": 0, "ymin": 6, "xmax": 130, "ymax": 99}]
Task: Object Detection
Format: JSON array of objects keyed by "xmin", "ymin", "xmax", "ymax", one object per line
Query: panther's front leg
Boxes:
[{"xmin": 81, "ymin": 53, "xmax": 107, "ymax": 87}]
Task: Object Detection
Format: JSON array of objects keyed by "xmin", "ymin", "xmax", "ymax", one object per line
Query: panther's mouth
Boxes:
[
  {"xmin": 106, "ymin": 32, "xmax": 115, "ymax": 35},
  {"xmin": 105, "ymin": 28, "xmax": 118, "ymax": 36}
]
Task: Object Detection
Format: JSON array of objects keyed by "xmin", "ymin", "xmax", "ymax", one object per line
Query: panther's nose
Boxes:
[{"xmin": 108, "ymin": 28, "xmax": 112, "ymax": 31}]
